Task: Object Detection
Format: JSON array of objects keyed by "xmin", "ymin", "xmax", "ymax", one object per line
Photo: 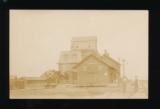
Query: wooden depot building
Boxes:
[{"xmin": 73, "ymin": 53, "xmax": 120, "ymax": 86}]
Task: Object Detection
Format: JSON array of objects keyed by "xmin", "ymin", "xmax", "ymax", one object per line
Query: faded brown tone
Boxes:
[
  {"xmin": 9, "ymin": 10, "xmax": 148, "ymax": 99},
  {"xmin": 74, "ymin": 54, "xmax": 120, "ymax": 85},
  {"xmin": 10, "ymin": 10, "xmax": 148, "ymax": 80}
]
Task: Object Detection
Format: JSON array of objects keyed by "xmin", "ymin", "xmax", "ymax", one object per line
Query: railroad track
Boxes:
[
  {"xmin": 128, "ymin": 81, "xmax": 148, "ymax": 98},
  {"xmin": 140, "ymin": 81, "xmax": 148, "ymax": 96},
  {"xmin": 128, "ymin": 88, "xmax": 134, "ymax": 98}
]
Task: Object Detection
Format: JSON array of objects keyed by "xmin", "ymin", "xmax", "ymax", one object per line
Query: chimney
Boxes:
[
  {"xmin": 104, "ymin": 49, "xmax": 107, "ymax": 54},
  {"xmin": 104, "ymin": 49, "xmax": 109, "ymax": 56}
]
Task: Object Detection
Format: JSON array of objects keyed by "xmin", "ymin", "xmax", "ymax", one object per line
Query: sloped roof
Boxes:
[
  {"xmin": 10, "ymin": 75, "xmax": 17, "ymax": 79},
  {"xmin": 24, "ymin": 77, "xmax": 45, "ymax": 80},
  {"xmin": 40, "ymin": 72, "xmax": 53, "ymax": 78},
  {"xmin": 73, "ymin": 54, "xmax": 117, "ymax": 69},
  {"xmin": 101, "ymin": 54, "xmax": 121, "ymax": 65},
  {"xmin": 72, "ymin": 36, "xmax": 97, "ymax": 41},
  {"xmin": 40, "ymin": 70, "xmax": 60, "ymax": 78}
]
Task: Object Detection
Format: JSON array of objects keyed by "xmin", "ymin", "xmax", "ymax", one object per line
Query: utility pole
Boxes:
[
  {"xmin": 118, "ymin": 58, "xmax": 121, "ymax": 63},
  {"xmin": 122, "ymin": 59, "xmax": 125, "ymax": 77},
  {"xmin": 118, "ymin": 58, "xmax": 122, "ymax": 78},
  {"xmin": 122, "ymin": 59, "xmax": 128, "ymax": 77}
]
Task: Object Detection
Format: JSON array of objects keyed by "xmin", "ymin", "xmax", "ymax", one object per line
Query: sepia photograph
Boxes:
[{"xmin": 9, "ymin": 10, "xmax": 148, "ymax": 99}]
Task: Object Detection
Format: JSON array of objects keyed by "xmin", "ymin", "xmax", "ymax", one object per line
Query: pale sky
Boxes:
[{"xmin": 10, "ymin": 10, "xmax": 148, "ymax": 80}]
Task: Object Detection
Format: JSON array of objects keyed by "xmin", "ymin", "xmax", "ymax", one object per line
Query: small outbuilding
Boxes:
[
  {"xmin": 23, "ymin": 77, "xmax": 46, "ymax": 87},
  {"xmin": 10, "ymin": 75, "xmax": 18, "ymax": 90}
]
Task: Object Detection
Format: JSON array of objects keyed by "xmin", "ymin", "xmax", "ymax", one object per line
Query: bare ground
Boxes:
[{"xmin": 10, "ymin": 81, "xmax": 148, "ymax": 99}]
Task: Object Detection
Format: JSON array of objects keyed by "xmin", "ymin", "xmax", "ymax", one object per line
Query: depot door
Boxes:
[{"xmin": 88, "ymin": 73, "xmax": 97, "ymax": 85}]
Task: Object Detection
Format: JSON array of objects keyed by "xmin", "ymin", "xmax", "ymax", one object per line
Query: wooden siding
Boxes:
[{"xmin": 76, "ymin": 56, "xmax": 113, "ymax": 85}]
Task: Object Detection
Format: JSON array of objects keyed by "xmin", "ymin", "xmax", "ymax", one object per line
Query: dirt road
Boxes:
[{"xmin": 10, "ymin": 81, "xmax": 148, "ymax": 99}]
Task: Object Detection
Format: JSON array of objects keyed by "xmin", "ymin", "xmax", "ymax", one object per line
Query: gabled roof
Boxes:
[
  {"xmin": 24, "ymin": 77, "xmax": 45, "ymax": 80},
  {"xmin": 40, "ymin": 70, "xmax": 60, "ymax": 78},
  {"xmin": 73, "ymin": 54, "xmax": 117, "ymax": 69},
  {"xmin": 101, "ymin": 54, "xmax": 121, "ymax": 65},
  {"xmin": 71, "ymin": 36, "xmax": 97, "ymax": 42}
]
